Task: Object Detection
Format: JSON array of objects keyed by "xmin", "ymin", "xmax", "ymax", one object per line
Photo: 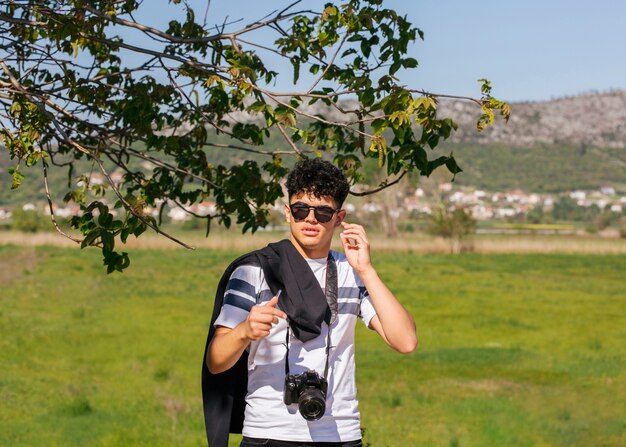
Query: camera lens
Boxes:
[{"xmin": 298, "ymin": 388, "xmax": 326, "ymax": 421}]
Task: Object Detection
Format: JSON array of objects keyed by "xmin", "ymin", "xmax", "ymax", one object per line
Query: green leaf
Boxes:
[
  {"xmin": 410, "ymin": 144, "xmax": 428, "ymax": 171},
  {"xmin": 402, "ymin": 58, "xmax": 418, "ymax": 68},
  {"xmin": 482, "ymin": 106, "xmax": 495, "ymax": 125},
  {"xmin": 9, "ymin": 101, "xmax": 22, "ymax": 116},
  {"xmin": 8, "ymin": 167, "xmax": 25, "ymax": 190},
  {"xmin": 426, "ymin": 133, "xmax": 440, "ymax": 149},
  {"xmin": 389, "ymin": 59, "xmax": 402, "ymax": 75},
  {"xmin": 81, "ymin": 229, "xmax": 100, "ymax": 248},
  {"xmin": 371, "ymin": 118, "xmax": 387, "ymax": 133},
  {"xmin": 205, "ymin": 217, "xmax": 212, "ymax": 237},
  {"xmin": 66, "ymin": 164, "xmax": 74, "ymax": 189},
  {"xmin": 360, "ymin": 40, "xmax": 372, "ymax": 58},
  {"xmin": 98, "ymin": 210, "xmax": 112, "ymax": 227},
  {"xmin": 322, "ymin": 5, "xmax": 338, "ymax": 21},
  {"xmin": 360, "ymin": 88, "xmax": 375, "ymax": 107},
  {"xmin": 478, "ymin": 78, "xmax": 493, "ymax": 97},
  {"xmin": 132, "ymin": 221, "xmax": 148, "ymax": 238},
  {"xmin": 103, "ymin": 250, "xmax": 128, "ymax": 274},
  {"xmin": 422, "ymin": 156, "xmax": 448, "ymax": 177},
  {"xmin": 292, "ymin": 59, "xmax": 300, "ymax": 84},
  {"xmin": 445, "ymin": 155, "xmax": 463, "ymax": 180},
  {"xmin": 100, "ymin": 229, "xmax": 115, "ymax": 254},
  {"xmin": 389, "ymin": 111, "xmax": 409, "ymax": 129},
  {"xmin": 120, "ymin": 227, "xmax": 130, "ymax": 244},
  {"xmin": 117, "ymin": 252, "xmax": 130, "ymax": 271}
]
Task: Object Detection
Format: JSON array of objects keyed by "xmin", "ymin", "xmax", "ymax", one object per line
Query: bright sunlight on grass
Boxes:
[{"xmin": 0, "ymin": 245, "xmax": 624, "ymax": 446}]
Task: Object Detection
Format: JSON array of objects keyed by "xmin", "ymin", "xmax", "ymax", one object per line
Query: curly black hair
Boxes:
[{"xmin": 286, "ymin": 158, "xmax": 350, "ymax": 207}]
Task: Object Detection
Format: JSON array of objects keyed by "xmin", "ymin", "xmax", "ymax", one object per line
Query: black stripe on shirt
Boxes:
[{"xmin": 223, "ymin": 293, "xmax": 255, "ymax": 312}]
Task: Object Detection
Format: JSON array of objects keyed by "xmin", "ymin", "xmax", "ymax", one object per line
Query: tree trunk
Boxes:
[{"xmin": 380, "ymin": 187, "xmax": 400, "ymax": 238}]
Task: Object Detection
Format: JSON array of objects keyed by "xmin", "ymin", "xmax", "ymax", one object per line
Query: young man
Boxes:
[{"xmin": 203, "ymin": 158, "xmax": 417, "ymax": 447}]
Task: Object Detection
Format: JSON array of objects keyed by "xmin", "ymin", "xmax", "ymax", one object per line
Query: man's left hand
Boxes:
[{"xmin": 339, "ymin": 222, "xmax": 372, "ymax": 273}]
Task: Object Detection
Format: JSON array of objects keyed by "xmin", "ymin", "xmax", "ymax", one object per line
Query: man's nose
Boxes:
[{"xmin": 304, "ymin": 207, "xmax": 318, "ymax": 222}]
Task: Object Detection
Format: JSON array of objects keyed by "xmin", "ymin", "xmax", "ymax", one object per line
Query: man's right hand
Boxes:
[
  {"xmin": 244, "ymin": 295, "xmax": 287, "ymax": 341},
  {"xmin": 207, "ymin": 294, "xmax": 287, "ymax": 374}
]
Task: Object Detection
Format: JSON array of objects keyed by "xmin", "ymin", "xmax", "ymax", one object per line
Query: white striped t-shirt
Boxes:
[{"xmin": 214, "ymin": 250, "xmax": 377, "ymax": 442}]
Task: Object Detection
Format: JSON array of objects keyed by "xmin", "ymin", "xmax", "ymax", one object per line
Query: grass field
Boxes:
[{"xmin": 0, "ymin": 244, "xmax": 625, "ymax": 447}]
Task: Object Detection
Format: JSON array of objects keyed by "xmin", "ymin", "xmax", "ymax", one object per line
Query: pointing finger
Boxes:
[{"xmin": 258, "ymin": 296, "xmax": 287, "ymax": 319}]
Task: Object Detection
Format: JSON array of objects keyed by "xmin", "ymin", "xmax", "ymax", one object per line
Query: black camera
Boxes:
[{"xmin": 283, "ymin": 370, "xmax": 328, "ymax": 421}]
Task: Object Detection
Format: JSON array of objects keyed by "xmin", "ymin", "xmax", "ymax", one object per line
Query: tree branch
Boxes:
[
  {"xmin": 42, "ymin": 158, "xmax": 82, "ymax": 244},
  {"xmin": 1, "ymin": 60, "xmax": 194, "ymax": 250},
  {"xmin": 203, "ymin": 141, "xmax": 306, "ymax": 156},
  {"xmin": 253, "ymin": 85, "xmax": 370, "ymax": 138},
  {"xmin": 80, "ymin": 4, "xmax": 311, "ymax": 44},
  {"xmin": 349, "ymin": 170, "xmax": 408, "ymax": 197},
  {"xmin": 407, "ymin": 89, "xmax": 484, "ymax": 106},
  {"xmin": 307, "ymin": 33, "xmax": 348, "ymax": 94},
  {"xmin": 275, "ymin": 122, "xmax": 303, "ymax": 157}
]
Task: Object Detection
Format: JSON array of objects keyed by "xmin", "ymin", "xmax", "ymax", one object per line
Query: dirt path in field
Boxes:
[{"xmin": 1, "ymin": 230, "xmax": 625, "ymax": 253}]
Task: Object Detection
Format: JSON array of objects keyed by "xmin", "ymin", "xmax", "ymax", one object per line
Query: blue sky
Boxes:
[{"xmin": 139, "ymin": 0, "xmax": 626, "ymax": 102}]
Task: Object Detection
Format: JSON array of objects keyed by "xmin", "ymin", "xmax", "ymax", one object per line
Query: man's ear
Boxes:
[
  {"xmin": 335, "ymin": 209, "xmax": 346, "ymax": 227},
  {"xmin": 284, "ymin": 203, "xmax": 291, "ymax": 223}
]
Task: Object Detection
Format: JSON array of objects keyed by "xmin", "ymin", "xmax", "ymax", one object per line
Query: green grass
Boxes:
[{"xmin": 1, "ymin": 245, "xmax": 625, "ymax": 447}]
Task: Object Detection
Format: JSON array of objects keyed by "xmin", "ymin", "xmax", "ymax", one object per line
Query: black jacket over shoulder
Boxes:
[{"xmin": 201, "ymin": 239, "xmax": 330, "ymax": 447}]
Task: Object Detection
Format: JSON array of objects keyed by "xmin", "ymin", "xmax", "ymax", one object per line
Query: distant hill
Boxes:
[
  {"xmin": 437, "ymin": 90, "xmax": 626, "ymax": 193},
  {"xmin": 0, "ymin": 154, "xmax": 71, "ymax": 207},
  {"xmin": 2, "ymin": 91, "xmax": 626, "ymax": 207},
  {"xmin": 439, "ymin": 90, "xmax": 626, "ymax": 149},
  {"xmin": 253, "ymin": 90, "xmax": 625, "ymax": 149},
  {"xmin": 442, "ymin": 142, "xmax": 626, "ymax": 193}
]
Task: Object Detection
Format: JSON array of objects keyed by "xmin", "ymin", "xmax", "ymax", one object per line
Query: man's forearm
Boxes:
[
  {"xmin": 360, "ymin": 266, "xmax": 417, "ymax": 354},
  {"xmin": 206, "ymin": 325, "xmax": 251, "ymax": 374}
]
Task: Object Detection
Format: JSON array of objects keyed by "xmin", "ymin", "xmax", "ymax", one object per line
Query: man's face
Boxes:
[{"xmin": 285, "ymin": 192, "xmax": 345, "ymax": 257}]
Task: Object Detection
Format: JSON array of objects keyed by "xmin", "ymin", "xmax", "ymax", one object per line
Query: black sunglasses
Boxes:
[{"xmin": 289, "ymin": 202, "xmax": 340, "ymax": 223}]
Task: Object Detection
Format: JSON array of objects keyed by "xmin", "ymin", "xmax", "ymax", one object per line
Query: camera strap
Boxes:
[
  {"xmin": 284, "ymin": 323, "xmax": 333, "ymax": 378},
  {"xmin": 284, "ymin": 253, "xmax": 337, "ymax": 379}
]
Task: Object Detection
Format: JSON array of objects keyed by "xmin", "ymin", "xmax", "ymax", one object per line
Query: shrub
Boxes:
[{"xmin": 10, "ymin": 208, "xmax": 47, "ymax": 233}]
